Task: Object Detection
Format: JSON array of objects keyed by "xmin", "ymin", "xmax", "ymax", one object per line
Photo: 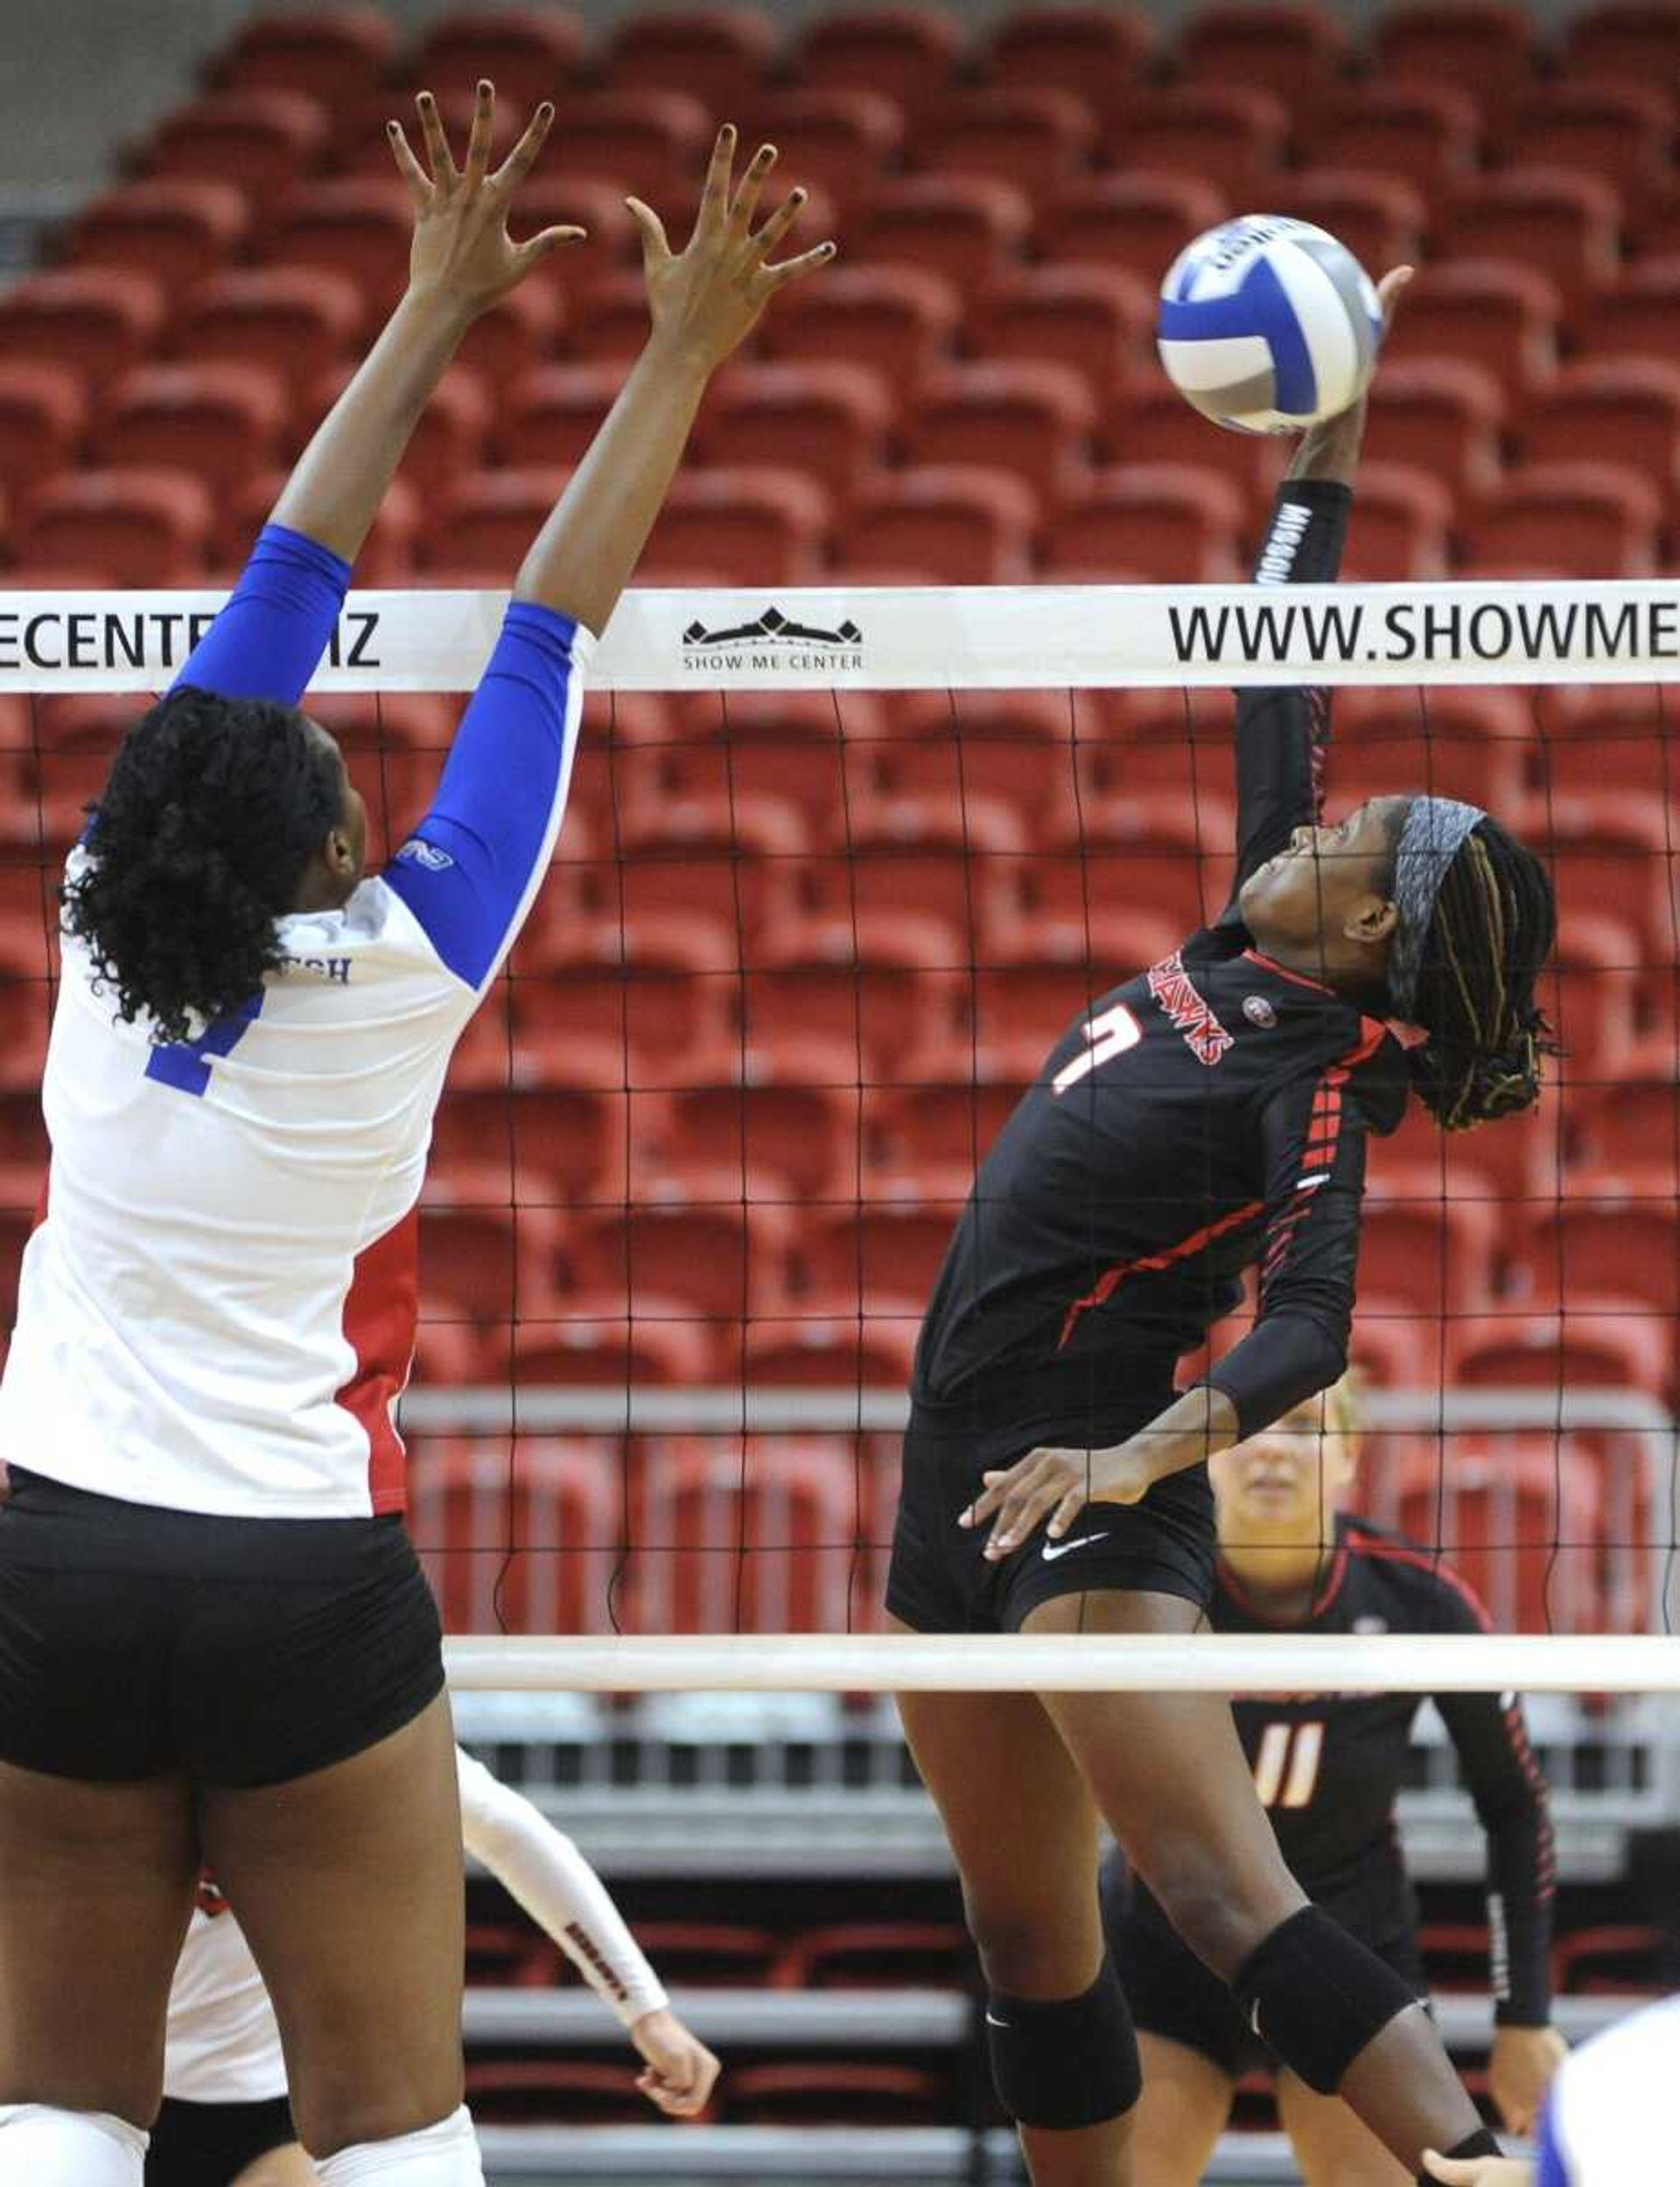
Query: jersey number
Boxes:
[
  {"xmin": 145, "ymin": 993, "xmax": 264, "ymax": 1099},
  {"xmin": 1252, "ymin": 1721, "xmax": 1325, "ymax": 1809},
  {"xmin": 1053, "ymin": 1004, "xmax": 1143, "ymax": 1095}
]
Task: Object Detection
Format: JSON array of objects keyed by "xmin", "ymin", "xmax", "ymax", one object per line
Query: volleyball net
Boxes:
[{"xmin": 1, "ymin": 576, "xmax": 1675, "ymax": 1692}]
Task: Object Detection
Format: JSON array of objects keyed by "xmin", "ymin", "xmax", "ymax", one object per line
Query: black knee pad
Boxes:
[
  {"xmin": 985, "ymin": 1957, "xmax": 1142, "ymax": 2130},
  {"xmin": 1233, "ymin": 1906, "xmax": 1418, "ymax": 2095}
]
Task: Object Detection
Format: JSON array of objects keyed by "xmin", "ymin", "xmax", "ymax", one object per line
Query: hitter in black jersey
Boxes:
[
  {"xmin": 1104, "ymin": 1377, "xmax": 1565, "ymax": 2187},
  {"xmin": 886, "ymin": 269, "xmax": 1560, "ymax": 2187}
]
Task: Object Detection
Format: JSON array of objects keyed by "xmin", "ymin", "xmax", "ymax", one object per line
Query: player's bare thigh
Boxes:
[
  {"xmin": 1278, "ymin": 2066, "xmax": 1412, "ymax": 2187},
  {"xmin": 0, "ymin": 1756, "xmax": 199, "ymax": 2124},
  {"xmin": 232, "ymin": 2143, "xmax": 318, "ymax": 2187},
  {"xmin": 198, "ymin": 1690, "xmax": 466, "ymax": 2160},
  {"xmin": 1132, "ymin": 2032, "xmax": 1235, "ymax": 2187}
]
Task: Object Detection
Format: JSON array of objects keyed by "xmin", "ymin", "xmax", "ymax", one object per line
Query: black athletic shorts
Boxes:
[
  {"xmin": 0, "ymin": 1468, "xmax": 444, "ymax": 1787},
  {"xmin": 1109, "ymin": 1882, "xmax": 1431, "ymax": 2083},
  {"xmin": 886, "ymin": 1408, "xmax": 1217, "ymax": 1634},
  {"xmin": 145, "ymin": 2095, "xmax": 298, "ymax": 2187}
]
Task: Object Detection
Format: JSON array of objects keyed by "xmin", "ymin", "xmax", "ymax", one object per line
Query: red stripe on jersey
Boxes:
[
  {"xmin": 1242, "ymin": 948, "xmax": 1334, "ymax": 996},
  {"xmin": 1340, "ymin": 1521, "xmax": 1496, "ymax": 1629},
  {"xmin": 1058, "ymin": 1198, "xmax": 1264, "ymax": 1350},
  {"xmin": 336, "ymin": 1205, "xmax": 418, "ymax": 1513},
  {"xmin": 1258, "ymin": 1016, "xmax": 1386, "ymax": 1301}
]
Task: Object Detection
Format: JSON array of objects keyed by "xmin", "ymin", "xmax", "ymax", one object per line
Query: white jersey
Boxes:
[
  {"xmin": 1536, "ymin": 1994, "xmax": 1680, "ymax": 2187},
  {"xmin": 165, "ymin": 1749, "xmax": 668, "ymax": 2105},
  {"xmin": 0, "ymin": 539, "xmax": 587, "ymax": 1518}
]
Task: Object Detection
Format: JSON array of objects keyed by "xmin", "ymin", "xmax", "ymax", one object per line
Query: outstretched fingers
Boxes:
[
  {"xmin": 730, "ymin": 143, "xmax": 778, "ymax": 233},
  {"xmin": 493, "ymin": 98, "xmax": 556, "ymax": 193},
  {"xmin": 414, "ymin": 90, "xmax": 456, "ymax": 186},
  {"xmin": 760, "ymin": 235, "xmax": 837, "ymax": 291},
  {"xmin": 463, "ymin": 78, "xmax": 495, "ymax": 189},
  {"xmin": 691, "ymin": 122, "xmax": 738, "ymax": 242},
  {"xmin": 626, "ymin": 195, "xmax": 673, "ymax": 270},
  {"xmin": 386, "ymin": 119, "xmax": 432, "ymax": 211}
]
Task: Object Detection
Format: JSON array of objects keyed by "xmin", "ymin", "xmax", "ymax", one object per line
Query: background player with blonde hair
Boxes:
[{"xmin": 1103, "ymin": 1373, "xmax": 1565, "ymax": 2185}]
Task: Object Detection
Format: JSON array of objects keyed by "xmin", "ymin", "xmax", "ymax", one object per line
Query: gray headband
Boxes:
[{"xmin": 1386, "ymin": 796, "xmax": 1487, "ymax": 1021}]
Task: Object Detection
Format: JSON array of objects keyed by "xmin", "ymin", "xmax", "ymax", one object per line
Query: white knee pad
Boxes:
[
  {"xmin": 312, "ymin": 2105, "xmax": 483, "ymax": 2185},
  {"xmin": 0, "ymin": 2104, "xmax": 147, "ymax": 2185}
]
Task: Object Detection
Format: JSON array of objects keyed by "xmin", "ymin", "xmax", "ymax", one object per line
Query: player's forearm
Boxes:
[
  {"xmin": 1288, "ymin": 397, "xmax": 1368, "ymax": 488},
  {"xmin": 512, "ymin": 333, "xmax": 711, "ymax": 636},
  {"xmin": 270, "ymin": 288, "xmax": 475, "ymax": 564},
  {"xmin": 1128, "ymin": 1382, "xmax": 1242, "ymax": 1480}
]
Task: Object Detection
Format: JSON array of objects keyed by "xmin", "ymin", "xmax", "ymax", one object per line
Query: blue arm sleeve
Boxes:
[
  {"xmin": 383, "ymin": 600, "xmax": 590, "ymax": 992},
  {"xmin": 1535, "ymin": 2090, "xmax": 1570, "ymax": 2187},
  {"xmin": 171, "ymin": 522, "xmax": 353, "ymax": 706}
]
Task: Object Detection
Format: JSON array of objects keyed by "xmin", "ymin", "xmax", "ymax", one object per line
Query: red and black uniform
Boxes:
[
  {"xmin": 888, "ymin": 479, "xmax": 1409, "ymax": 1632},
  {"xmin": 1105, "ymin": 1517, "xmax": 1557, "ymax": 2075}
]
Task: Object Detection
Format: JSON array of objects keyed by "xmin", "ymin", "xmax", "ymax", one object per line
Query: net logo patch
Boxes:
[
  {"xmin": 396, "ymin": 838, "xmax": 454, "ymax": 873},
  {"xmin": 682, "ymin": 603, "xmax": 864, "ymax": 675}
]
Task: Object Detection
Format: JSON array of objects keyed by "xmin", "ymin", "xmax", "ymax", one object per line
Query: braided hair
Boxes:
[
  {"xmin": 63, "ymin": 685, "xmax": 344, "ymax": 1045},
  {"xmin": 1389, "ymin": 809, "xmax": 1558, "ymax": 1132}
]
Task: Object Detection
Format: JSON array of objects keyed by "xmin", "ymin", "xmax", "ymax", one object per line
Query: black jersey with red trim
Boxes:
[
  {"xmin": 910, "ymin": 480, "xmax": 1408, "ymax": 1458},
  {"xmin": 1203, "ymin": 1514, "xmax": 1556, "ymax": 2023}
]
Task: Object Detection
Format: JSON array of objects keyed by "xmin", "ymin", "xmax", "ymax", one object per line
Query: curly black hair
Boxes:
[
  {"xmin": 1391, "ymin": 810, "xmax": 1558, "ymax": 1132},
  {"xmin": 62, "ymin": 685, "xmax": 345, "ymax": 1045}
]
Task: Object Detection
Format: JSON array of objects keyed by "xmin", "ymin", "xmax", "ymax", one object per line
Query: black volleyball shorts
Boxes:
[
  {"xmin": 0, "ymin": 1467, "xmax": 444, "ymax": 1786},
  {"xmin": 886, "ymin": 1412, "xmax": 1217, "ymax": 1634},
  {"xmin": 144, "ymin": 2095, "xmax": 298, "ymax": 2187}
]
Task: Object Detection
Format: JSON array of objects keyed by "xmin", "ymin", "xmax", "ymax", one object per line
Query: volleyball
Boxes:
[{"xmin": 1157, "ymin": 216, "xmax": 1383, "ymax": 435}]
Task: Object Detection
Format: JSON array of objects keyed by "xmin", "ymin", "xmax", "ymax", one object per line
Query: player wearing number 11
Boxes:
[
  {"xmin": 886, "ymin": 270, "xmax": 1558, "ymax": 2187},
  {"xmin": 0, "ymin": 94, "xmax": 830, "ymax": 2187}
]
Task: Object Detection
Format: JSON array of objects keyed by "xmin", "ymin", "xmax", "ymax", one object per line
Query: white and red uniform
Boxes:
[{"xmin": 165, "ymin": 1749, "xmax": 668, "ymax": 2105}]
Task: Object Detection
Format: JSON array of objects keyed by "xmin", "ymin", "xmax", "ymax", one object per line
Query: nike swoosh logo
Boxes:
[
  {"xmin": 1040, "ymin": 1532, "xmax": 1110, "ymax": 1563},
  {"xmin": 1250, "ymin": 2001, "xmax": 1264, "ymax": 2038},
  {"xmin": 985, "ymin": 2012, "xmax": 1011, "ymax": 2028}
]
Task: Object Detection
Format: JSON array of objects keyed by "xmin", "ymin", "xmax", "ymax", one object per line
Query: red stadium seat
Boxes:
[
  {"xmin": 463, "ymin": 2058, "xmax": 661, "ymax": 2126},
  {"xmin": 776, "ymin": 1920, "xmax": 972, "ymax": 1988},
  {"xmin": 603, "ymin": 9, "xmax": 779, "ymax": 108},
  {"xmin": 409, "ymin": 1439, "xmax": 620, "ymax": 1637},
  {"xmin": 1385, "ymin": 1438, "xmax": 1605, "ymax": 1635},
  {"xmin": 0, "ymin": 269, "xmax": 165, "ymax": 393},
  {"xmin": 642, "ymin": 688, "xmax": 880, "ymax": 837},
  {"xmin": 667, "ymin": 1037, "xmax": 864, "ymax": 1200},
  {"xmin": 1533, "ymin": 911, "xmax": 1648, "ymax": 1084},
  {"xmin": 1452, "ymin": 1301, "xmax": 1676, "ymax": 1405},
  {"xmin": 173, "ymin": 269, "xmax": 362, "ymax": 399},
  {"xmin": 92, "ymin": 362, "xmax": 290, "ymax": 497},
  {"xmin": 452, "ymin": 277, "xmax": 565, "ymax": 385},
  {"xmin": 1277, "ymin": 172, "xmax": 1429, "ymax": 282},
  {"xmin": 1438, "ymin": 169, "xmax": 1622, "ymax": 315},
  {"xmin": 14, "ymin": 469, "xmax": 214, "ymax": 586},
  {"xmin": 1576, "ymin": 253, "xmax": 1680, "ymax": 366},
  {"xmin": 1101, "ymin": 380, "xmax": 1283, "ymax": 522},
  {"xmin": 1363, "ymin": 359, "xmax": 1505, "ymax": 499},
  {"xmin": 985, "ymin": 7, "xmax": 1156, "ymax": 116},
  {"xmin": 1564, "ymin": 0, "xmax": 1680, "ymax": 87},
  {"xmin": 1562, "ymin": 1035, "xmax": 1678, "ymax": 1187},
  {"xmin": 140, "ymin": 89, "xmax": 332, "ymax": 206},
  {"xmin": 912, "ymin": 88, "xmax": 1097, "ymax": 215},
  {"xmin": 500, "ymin": 1292, "xmax": 717, "ymax": 1389},
  {"xmin": 1552, "ymin": 1924, "xmax": 1667, "ymax": 1994},
  {"xmin": 621, "ymin": 1920, "xmax": 784, "ymax": 1986},
  {"xmin": 618, "ymin": 1436, "xmax": 854, "ymax": 1631},
  {"xmin": 794, "ymin": 7, "xmax": 966, "ymax": 116},
  {"xmin": 1459, "ymin": 463, "xmax": 1662, "ymax": 577},
  {"xmin": 306, "ymin": 360, "xmax": 489, "ymax": 504},
  {"xmin": 738, "ymin": 89, "xmax": 904, "ymax": 218},
  {"xmin": 1371, "ymin": 0, "xmax": 1542, "ymax": 100},
  {"xmin": 695, "ymin": 362, "xmax": 892, "ymax": 507},
  {"xmin": 1339, "ymin": 462, "xmax": 1456, "ymax": 580},
  {"xmin": 556, "ymin": 270, "xmax": 659, "ymax": 366},
  {"xmin": 873, "ymin": 690, "xmax": 1081, "ymax": 824},
  {"xmin": 0, "ymin": 364, "xmax": 87, "ymax": 508},
  {"xmin": 1491, "ymin": 83, "xmax": 1676, "ymax": 227},
  {"xmin": 612, "ymin": 790, "xmax": 808, "ymax": 943},
  {"xmin": 902, "ymin": 361, "xmax": 1096, "ymax": 505},
  {"xmin": 1111, "ymin": 88, "xmax": 1291, "ymax": 203},
  {"xmin": 738, "ymin": 911, "xmax": 967, "ymax": 1069},
  {"xmin": 740, "ymin": 1304, "xmax": 921, "ymax": 1390},
  {"xmin": 762, "ymin": 265, "xmax": 962, "ymax": 389},
  {"xmin": 810, "ymin": 791, "xmax": 1030, "ymax": 943},
  {"xmin": 1357, "ymin": 1158, "xmax": 1503, "ymax": 1312},
  {"xmin": 550, "ymin": 92, "xmax": 713, "ymax": 204},
  {"xmin": 463, "ymin": 1921, "xmax": 556, "ymax": 1988},
  {"xmin": 1040, "ymin": 466, "xmax": 1246, "ymax": 583},
  {"xmin": 728, "ymin": 2062, "xmax": 948, "ymax": 2127},
  {"xmin": 1536, "ymin": 689, "xmax": 1680, "ymax": 801},
  {"xmin": 637, "ymin": 467, "xmax": 830, "ymax": 585},
  {"xmin": 411, "ymin": 10, "xmax": 589, "ymax": 110},
  {"xmin": 269, "ymin": 178, "xmax": 415, "ymax": 326},
  {"xmin": 509, "ymin": 913, "xmax": 738, "ymax": 1083},
  {"xmin": 800, "ymin": 1168, "xmax": 970, "ymax": 1307},
  {"xmin": 1514, "ymin": 360, "xmax": 1680, "ymax": 523},
  {"xmin": 1179, "ymin": 3, "xmax": 1350, "ymax": 109},
  {"xmin": 1327, "ymin": 689, "xmax": 1531, "ymax": 813},
  {"xmin": 1050, "ymin": 172, "xmax": 1230, "ymax": 286},
  {"xmin": 975, "ymin": 264, "xmax": 1153, "ymax": 406},
  {"xmin": 853, "ymin": 175, "xmax": 1032, "ymax": 293},
  {"xmin": 839, "ymin": 466, "xmax": 1037, "ymax": 583},
  {"xmin": 1311, "ymin": 83, "xmax": 1481, "ymax": 202},
  {"xmin": 429, "ymin": 469, "xmax": 569, "ymax": 574},
  {"xmin": 972, "ymin": 909, "xmax": 1183, "ymax": 1049},
  {"xmin": 218, "ymin": 466, "xmax": 417, "ymax": 587},
  {"xmin": 211, "ymin": 8, "xmax": 398, "ymax": 104},
  {"xmin": 430, "ymin": 1051, "xmax": 634, "ymax": 1207},
  {"xmin": 1024, "ymin": 791, "xmax": 1236, "ymax": 936},
  {"xmin": 1379, "ymin": 261, "xmax": 1562, "ymax": 403},
  {"xmin": 66, "ymin": 179, "xmax": 250, "ymax": 291},
  {"xmin": 868, "ymin": 1033, "xmax": 1044, "ymax": 1175},
  {"xmin": 496, "ymin": 362, "xmax": 637, "ymax": 469}
]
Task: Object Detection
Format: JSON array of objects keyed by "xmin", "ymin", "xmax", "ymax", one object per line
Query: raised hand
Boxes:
[
  {"xmin": 626, "ymin": 123, "xmax": 836, "ymax": 375},
  {"xmin": 388, "ymin": 79, "xmax": 584, "ymax": 315}
]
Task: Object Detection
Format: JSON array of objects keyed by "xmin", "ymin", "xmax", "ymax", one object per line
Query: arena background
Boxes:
[{"xmin": 2, "ymin": 1, "xmax": 1677, "ymax": 2181}]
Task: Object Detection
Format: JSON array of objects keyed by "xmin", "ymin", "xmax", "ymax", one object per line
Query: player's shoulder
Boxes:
[{"xmin": 1337, "ymin": 1514, "xmax": 1490, "ymax": 1632}]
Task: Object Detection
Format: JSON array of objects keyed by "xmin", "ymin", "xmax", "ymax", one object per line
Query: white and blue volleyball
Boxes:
[{"xmin": 1157, "ymin": 217, "xmax": 1382, "ymax": 434}]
